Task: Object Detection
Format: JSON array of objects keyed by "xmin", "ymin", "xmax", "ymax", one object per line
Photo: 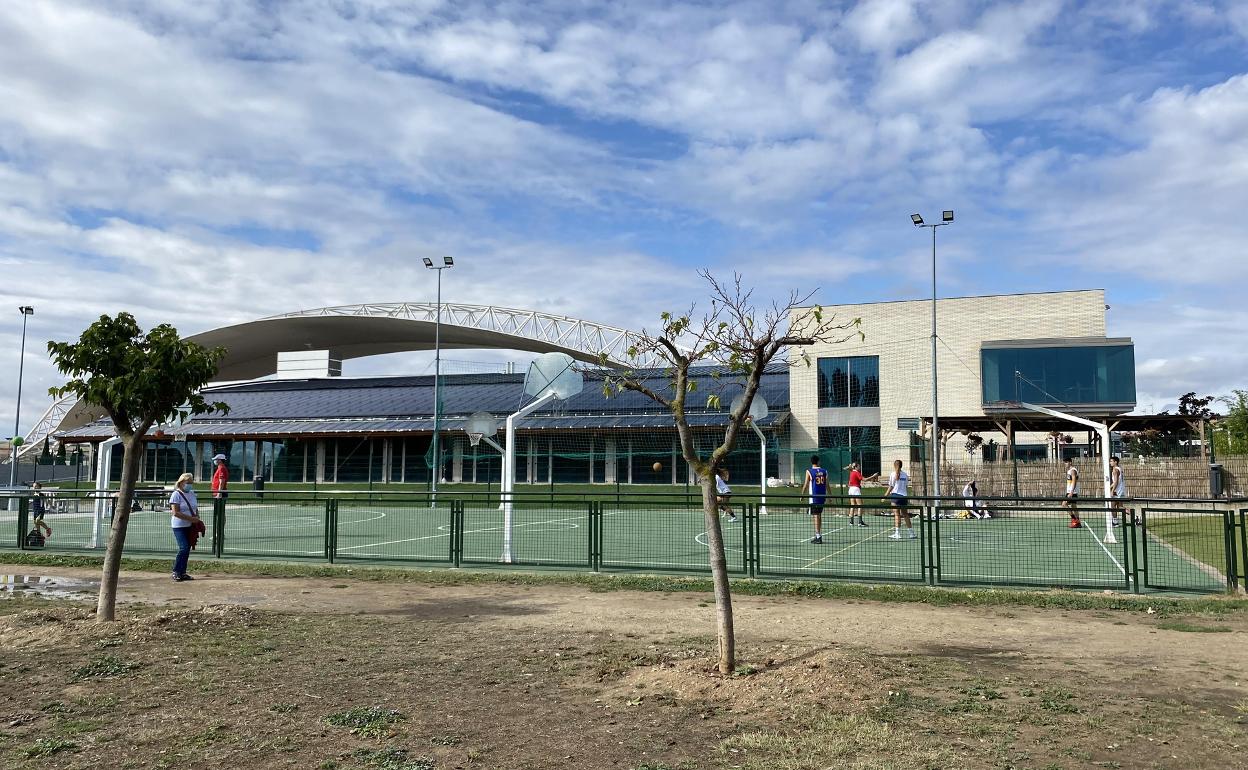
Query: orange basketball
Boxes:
[{"xmin": 652, "ymin": 462, "xmax": 663, "ymax": 472}]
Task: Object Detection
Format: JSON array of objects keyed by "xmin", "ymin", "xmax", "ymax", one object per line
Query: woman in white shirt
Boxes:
[
  {"xmin": 169, "ymin": 473, "xmax": 200, "ymax": 582},
  {"xmin": 887, "ymin": 460, "xmax": 915, "ymax": 540}
]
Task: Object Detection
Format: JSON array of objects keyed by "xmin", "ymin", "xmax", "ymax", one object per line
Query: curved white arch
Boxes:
[{"xmin": 13, "ymin": 302, "xmax": 659, "ymax": 458}]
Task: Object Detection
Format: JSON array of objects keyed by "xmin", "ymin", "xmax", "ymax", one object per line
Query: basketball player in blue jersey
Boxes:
[{"xmin": 799, "ymin": 455, "xmax": 829, "ymax": 544}]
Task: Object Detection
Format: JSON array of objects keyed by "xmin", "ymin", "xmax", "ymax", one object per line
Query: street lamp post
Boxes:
[
  {"xmin": 910, "ymin": 212, "xmax": 953, "ymax": 506},
  {"xmin": 10, "ymin": 305, "xmax": 34, "ymax": 488},
  {"xmin": 423, "ymin": 257, "xmax": 454, "ymax": 507}
]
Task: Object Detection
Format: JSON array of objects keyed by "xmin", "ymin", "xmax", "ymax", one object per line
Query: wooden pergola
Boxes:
[{"xmin": 920, "ymin": 413, "xmax": 1212, "ymax": 496}]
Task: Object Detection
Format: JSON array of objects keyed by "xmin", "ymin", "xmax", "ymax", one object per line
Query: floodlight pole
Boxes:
[
  {"xmin": 9, "ymin": 306, "xmax": 34, "ymax": 489},
  {"xmin": 425, "ymin": 258, "xmax": 454, "ymax": 508},
  {"xmin": 911, "ymin": 214, "xmax": 952, "ymax": 505}
]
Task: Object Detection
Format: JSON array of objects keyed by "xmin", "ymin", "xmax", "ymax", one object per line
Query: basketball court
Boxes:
[{"xmin": 6, "ymin": 494, "xmax": 1228, "ymax": 593}]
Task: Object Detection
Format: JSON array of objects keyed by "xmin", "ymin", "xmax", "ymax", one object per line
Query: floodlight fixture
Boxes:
[
  {"xmin": 942, "ymin": 210, "xmax": 954, "ymax": 222},
  {"xmin": 422, "ymin": 257, "xmax": 434, "ymax": 267},
  {"xmin": 443, "ymin": 256, "xmax": 454, "ymax": 266},
  {"xmin": 910, "ymin": 213, "xmax": 924, "ymax": 226},
  {"xmin": 10, "ymin": 305, "xmax": 34, "ymax": 487}
]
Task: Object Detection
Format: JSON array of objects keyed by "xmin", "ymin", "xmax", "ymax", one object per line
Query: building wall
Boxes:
[{"xmin": 789, "ymin": 290, "xmax": 1108, "ymax": 469}]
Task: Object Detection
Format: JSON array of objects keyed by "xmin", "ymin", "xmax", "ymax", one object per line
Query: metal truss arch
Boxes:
[{"xmin": 261, "ymin": 302, "xmax": 657, "ymax": 368}]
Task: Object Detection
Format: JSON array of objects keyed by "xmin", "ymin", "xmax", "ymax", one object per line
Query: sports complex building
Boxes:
[
  {"xmin": 15, "ymin": 287, "xmax": 1221, "ymax": 499},
  {"xmin": 8, "ymin": 288, "xmax": 1246, "ymax": 596}
]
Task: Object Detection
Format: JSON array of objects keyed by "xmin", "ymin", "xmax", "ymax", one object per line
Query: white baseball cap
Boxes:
[{"xmin": 211, "ymin": 453, "xmax": 228, "ymax": 461}]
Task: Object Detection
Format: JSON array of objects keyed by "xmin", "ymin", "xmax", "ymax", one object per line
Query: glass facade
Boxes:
[
  {"xmin": 981, "ymin": 344, "xmax": 1136, "ymax": 406},
  {"xmin": 817, "ymin": 356, "xmax": 880, "ymax": 408}
]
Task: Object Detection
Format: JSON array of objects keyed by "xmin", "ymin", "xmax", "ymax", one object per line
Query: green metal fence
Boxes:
[{"xmin": 3, "ymin": 489, "xmax": 1247, "ymax": 595}]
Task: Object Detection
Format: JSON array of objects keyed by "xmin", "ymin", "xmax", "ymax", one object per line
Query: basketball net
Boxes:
[{"xmin": 467, "ymin": 433, "xmax": 483, "ymax": 448}]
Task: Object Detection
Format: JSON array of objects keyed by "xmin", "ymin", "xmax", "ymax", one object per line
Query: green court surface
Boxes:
[{"xmin": 4, "ymin": 495, "xmax": 1230, "ymax": 593}]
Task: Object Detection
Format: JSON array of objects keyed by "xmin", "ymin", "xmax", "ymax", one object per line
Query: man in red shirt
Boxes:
[{"xmin": 211, "ymin": 453, "xmax": 230, "ymax": 500}]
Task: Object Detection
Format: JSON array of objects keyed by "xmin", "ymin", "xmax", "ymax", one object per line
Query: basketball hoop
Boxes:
[{"xmin": 464, "ymin": 412, "xmax": 500, "ymax": 451}]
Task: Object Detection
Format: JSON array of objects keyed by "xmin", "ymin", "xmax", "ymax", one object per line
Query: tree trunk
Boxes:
[
  {"xmin": 96, "ymin": 436, "xmax": 142, "ymax": 622},
  {"xmin": 701, "ymin": 476, "xmax": 735, "ymax": 674}
]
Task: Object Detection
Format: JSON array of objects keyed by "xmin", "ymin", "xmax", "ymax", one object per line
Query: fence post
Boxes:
[
  {"xmin": 746, "ymin": 503, "xmax": 755, "ymax": 578},
  {"xmin": 1223, "ymin": 506, "xmax": 1238, "ymax": 593},
  {"xmin": 331, "ymin": 500, "xmax": 339, "ymax": 563},
  {"xmin": 17, "ymin": 496, "xmax": 29, "ymax": 549},
  {"xmin": 586, "ymin": 500, "xmax": 595, "ymax": 570},
  {"xmin": 212, "ymin": 497, "xmax": 225, "ymax": 558},
  {"xmin": 324, "ymin": 499, "xmax": 334, "ymax": 562},
  {"xmin": 451, "ymin": 500, "xmax": 464, "ymax": 568},
  {"xmin": 1240, "ymin": 510, "xmax": 1247, "ymax": 589},
  {"xmin": 1126, "ymin": 511, "xmax": 1140, "ymax": 593}
]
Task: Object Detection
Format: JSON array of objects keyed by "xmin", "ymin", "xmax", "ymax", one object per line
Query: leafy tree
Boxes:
[
  {"xmin": 1123, "ymin": 392, "xmax": 1220, "ymax": 457},
  {"xmin": 1214, "ymin": 390, "xmax": 1248, "ymax": 456},
  {"xmin": 599, "ymin": 272, "xmax": 860, "ymax": 673},
  {"xmin": 48, "ymin": 313, "xmax": 227, "ymax": 621},
  {"xmin": 1176, "ymin": 392, "xmax": 1218, "ymax": 420}
]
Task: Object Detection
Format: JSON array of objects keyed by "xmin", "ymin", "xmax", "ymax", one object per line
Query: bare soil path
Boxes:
[{"xmin": 1, "ymin": 567, "xmax": 1244, "ymax": 769}]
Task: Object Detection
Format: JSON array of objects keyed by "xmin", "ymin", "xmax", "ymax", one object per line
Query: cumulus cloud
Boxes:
[{"xmin": 2, "ymin": 0, "xmax": 1247, "ymax": 433}]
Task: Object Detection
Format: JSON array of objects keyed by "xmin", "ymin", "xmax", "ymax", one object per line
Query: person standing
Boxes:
[
  {"xmin": 715, "ymin": 467, "xmax": 737, "ymax": 523},
  {"xmin": 887, "ymin": 459, "xmax": 915, "ymax": 540},
  {"xmin": 169, "ymin": 473, "xmax": 200, "ymax": 581},
  {"xmin": 30, "ymin": 482, "xmax": 52, "ymax": 539},
  {"xmin": 1063, "ymin": 457, "xmax": 1082, "ymax": 529},
  {"xmin": 211, "ymin": 453, "xmax": 229, "ymax": 500},
  {"xmin": 845, "ymin": 463, "xmax": 873, "ymax": 527},
  {"xmin": 1109, "ymin": 456, "xmax": 1129, "ymax": 526},
  {"xmin": 799, "ymin": 455, "xmax": 828, "ymax": 544}
]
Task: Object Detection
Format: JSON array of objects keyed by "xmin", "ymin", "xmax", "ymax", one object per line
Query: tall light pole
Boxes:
[
  {"xmin": 911, "ymin": 211, "xmax": 953, "ymax": 504},
  {"xmin": 10, "ymin": 305, "xmax": 34, "ymax": 488},
  {"xmin": 423, "ymin": 257, "xmax": 454, "ymax": 507}
]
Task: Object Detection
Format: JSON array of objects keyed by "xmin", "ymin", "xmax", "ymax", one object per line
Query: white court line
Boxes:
[
  {"xmin": 334, "ymin": 509, "xmax": 612, "ymax": 553},
  {"xmin": 1082, "ymin": 520, "xmax": 1126, "ymax": 576}
]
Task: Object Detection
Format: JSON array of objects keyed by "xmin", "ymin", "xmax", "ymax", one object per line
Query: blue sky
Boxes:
[{"xmin": 2, "ymin": 0, "xmax": 1247, "ymax": 434}]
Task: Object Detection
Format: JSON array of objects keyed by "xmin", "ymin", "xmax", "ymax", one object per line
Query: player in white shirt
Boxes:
[
  {"xmin": 715, "ymin": 468, "xmax": 736, "ymax": 523},
  {"xmin": 886, "ymin": 460, "xmax": 916, "ymax": 540},
  {"xmin": 962, "ymin": 479, "xmax": 989, "ymax": 519},
  {"xmin": 1062, "ymin": 458, "xmax": 1082, "ymax": 529},
  {"xmin": 1109, "ymin": 456, "xmax": 1129, "ymax": 526}
]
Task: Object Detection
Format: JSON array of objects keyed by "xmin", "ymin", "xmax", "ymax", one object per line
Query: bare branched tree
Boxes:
[{"xmin": 599, "ymin": 271, "xmax": 861, "ymax": 673}]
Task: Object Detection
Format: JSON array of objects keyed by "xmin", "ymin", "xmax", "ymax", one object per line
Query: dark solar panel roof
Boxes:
[
  {"xmin": 57, "ymin": 365, "xmax": 791, "ymax": 440},
  {"xmin": 194, "ymin": 365, "xmax": 789, "ymax": 421}
]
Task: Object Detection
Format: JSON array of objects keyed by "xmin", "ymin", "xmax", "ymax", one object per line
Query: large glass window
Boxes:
[
  {"xmin": 817, "ymin": 426, "xmax": 882, "ymax": 477},
  {"xmin": 818, "ymin": 356, "xmax": 880, "ymax": 408},
  {"xmin": 981, "ymin": 344, "xmax": 1136, "ymax": 406}
]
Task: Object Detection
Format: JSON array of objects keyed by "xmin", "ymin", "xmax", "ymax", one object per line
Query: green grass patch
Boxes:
[
  {"xmin": 326, "ymin": 706, "xmax": 406, "ymax": 738},
  {"xmin": 72, "ymin": 655, "xmax": 140, "ymax": 681},
  {"xmin": 347, "ymin": 747, "xmax": 434, "ymax": 770},
  {"xmin": 23, "ymin": 737, "xmax": 79, "ymax": 758},
  {"xmin": 1147, "ymin": 517, "xmax": 1229, "ymax": 575},
  {"xmin": 3, "ymin": 549, "xmax": 1247, "ymax": 618},
  {"xmin": 1155, "ymin": 620, "xmax": 1233, "ymax": 633}
]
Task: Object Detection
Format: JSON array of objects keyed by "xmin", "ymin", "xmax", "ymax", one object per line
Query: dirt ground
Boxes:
[{"xmin": 1, "ymin": 568, "xmax": 1245, "ymax": 770}]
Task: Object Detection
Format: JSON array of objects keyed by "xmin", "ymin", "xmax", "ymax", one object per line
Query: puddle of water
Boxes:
[{"xmin": 0, "ymin": 575, "xmax": 97, "ymax": 599}]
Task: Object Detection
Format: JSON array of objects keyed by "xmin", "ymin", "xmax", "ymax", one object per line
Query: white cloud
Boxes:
[{"xmin": 2, "ymin": 0, "xmax": 1247, "ymax": 434}]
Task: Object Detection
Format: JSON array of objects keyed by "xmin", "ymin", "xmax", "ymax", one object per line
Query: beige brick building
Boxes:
[{"xmin": 787, "ymin": 289, "xmax": 1133, "ymax": 479}]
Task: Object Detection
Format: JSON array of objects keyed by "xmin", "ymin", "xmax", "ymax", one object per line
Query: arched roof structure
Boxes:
[{"xmin": 16, "ymin": 303, "xmax": 655, "ymax": 457}]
